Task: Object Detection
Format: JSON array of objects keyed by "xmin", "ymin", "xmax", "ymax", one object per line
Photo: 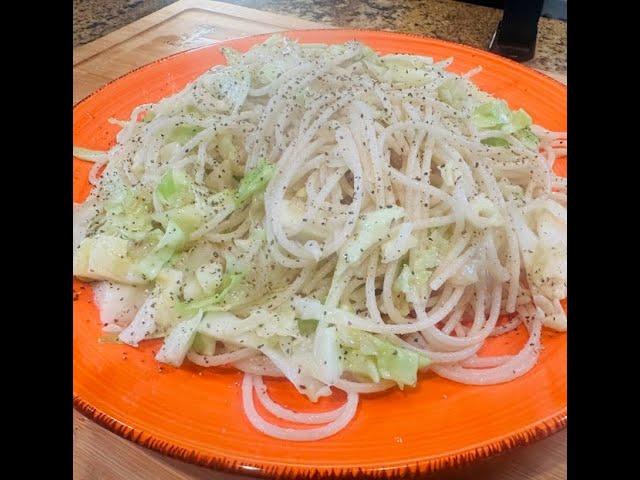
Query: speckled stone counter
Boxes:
[{"xmin": 73, "ymin": 0, "xmax": 566, "ymax": 74}]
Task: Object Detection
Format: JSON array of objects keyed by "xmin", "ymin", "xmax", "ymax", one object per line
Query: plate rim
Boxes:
[{"xmin": 73, "ymin": 28, "xmax": 567, "ymax": 479}]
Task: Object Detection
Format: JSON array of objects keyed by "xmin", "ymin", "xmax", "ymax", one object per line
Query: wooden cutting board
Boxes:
[
  {"xmin": 73, "ymin": 0, "xmax": 323, "ymax": 104},
  {"xmin": 73, "ymin": 1, "xmax": 567, "ymax": 479}
]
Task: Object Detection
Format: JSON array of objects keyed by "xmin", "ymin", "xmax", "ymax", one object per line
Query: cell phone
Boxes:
[{"xmin": 488, "ymin": 0, "xmax": 544, "ymax": 62}]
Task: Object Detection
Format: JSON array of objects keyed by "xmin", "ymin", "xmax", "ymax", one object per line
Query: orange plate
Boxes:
[{"xmin": 73, "ymin": 30, "xmax": 567, "ymax": 478}]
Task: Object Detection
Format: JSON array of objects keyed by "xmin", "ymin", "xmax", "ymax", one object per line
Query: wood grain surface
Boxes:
[{"xmin": 73, "ymin": 1, "xmax": 567, "ymax": 478}]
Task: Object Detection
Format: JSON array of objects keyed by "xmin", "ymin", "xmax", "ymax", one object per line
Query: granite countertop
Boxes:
[{"xmin": 74, "ymin": 0, "xmax": 566, "ymax": 74}]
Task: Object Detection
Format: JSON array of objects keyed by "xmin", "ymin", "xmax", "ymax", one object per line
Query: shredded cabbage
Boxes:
[
  {"xmin": 337, "ymin": 327, "xmax": 429, "ymax": 387},
  {"xmin": 472, "ymin": 100, "xmax": 540, "ymax": 150},
  {"xmin": 235, "ymin": 160, "xmax": 275, "ymax": 206},
  {"xmin": 336, "ymin": 206, "xmax": 405, "ymax": 275},
  {"xmin": 155, "ymin": 310, "xmax": 204, "ymax": 366}
]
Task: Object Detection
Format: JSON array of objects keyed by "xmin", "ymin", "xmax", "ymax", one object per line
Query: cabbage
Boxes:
[
  {"xmin": 375, "ymin": 343, "xmax": 428, "ymax": 388},
  {"xmin": 73, "ymin": 202, "xmax": 98, "ymax": 251},
  {"xmin": 510, "ymin": 206, "xmax": 538, "ymax": 268},
  {"xmin": 394, "ymin": 264, "xmax": 413, "ymax": 295},
  {"xmin": 343, "ymin": 349, "xmax": 380, "ymax": 382},
  {"xmin": 394, "ymin": 229, "xmax": 448, "ymax": 303},
  {"xmin": 206, "ymin": 133, "xmax": 243, "ymax": 191},
  {"xmin": 255, "ymin": 305, "xmax": 299, "ymax": 338},
  {"xmin": 514, "ymin": 127, "xmax": 540, "ymax": 150},
  {"xmin": 337, "ymin": 327, "xmax": 429, "ymax": 387},
  {"xmin": 511, "ymin": 206, "xmax": 566, "ymax": 301},
  {"xmin": 182, "ymin": 269, "xmax": 245, "ymax": 312},
  {"xmin": 116, "ymin": 268, "xmax": 184, "ymax": 344},
  {"xmin": 381, "ymin": 222, "xmax": 417, "ymax": 263},
  {"xmin": 73, "ymin": 235, "xmax": 144, "ymax": 285},
  {"xmin": 531, "ymin": 211, "xmax": 567, "ymax": 299},
  {"xmin": 293, "ymin": 296, "xmax": 430, "ymax": 387},
  {"xmin": 192, "ymin": 332, "xmax": 217, "ymax": 355},
  {"xmin": 235, "ymin": 160, "xmax": 275, "ymax": 206},
  {"xmin": 157, "ymin": 221, "xmax": 186, "ymax": 250},
  {"xmin": 437, "ymin": 78, "xmax": 470, "ymax": 109},
  {"xmin": 118, "ymin": 295, "xmax": 157, "ymax": 346},
  {"xmin": 410, "ymin": 245, "xmax": 439, "ymax": 283},
  {"xmin": 197, "ymin": 307, "xmax": 299, "ymax": 362},
  {"xmin": 164, "ymin": 204, "xmax": 204, "ymax": 234},
  {"xmin": 153, "ymin": 268, "xmax": 185, "ymax": 333},
  {"xmin": 472, "ymin": 101, "xmax": 532, "ymax": 133},
  {"xmin": 167, "ymin": 125, "xmax": 204, "ymax": 146},
  {"xmin": 261, "ymin": 342, "xmax": 332, "ymax": 402},
  {"xmin": 92, "ymin": 281, "xmax": 148, "ymax": 327},
  {"xmin": 225, "ymin": 36, "xmax": 311, "ymax": 89},
  {"xmin": 195, "ymin": 262, "xmax": 223, "ymax": 294},
  {"xmin": 416, "ymin": 229, "xmax": 446, "ymax": 264},
  {"xmin": 480, "ymin": 137, "xmax": 509, "ymax": 147},
  {"xmin": 156, "ymin": 169, "xmax": 193, "ymax": 206},
  {"xmin": 184, "ymin": 242, "xmax": 217, "ymax": 270},
  {"xmin": 219, "ymin": 133, "xmax": 243, "ymax": 170},
  {"xmin": 155, "ymin": 189, "xmax": 234, "ymax": 238},
  {"xmin": 155, "ymin": 310, "xmax": 204, "ymax": 367},
  {"xmin": 298, "ymin": 319, "xmax": 318, "ymax": 336},
  {"xmin": 201, "ymin": 189, "xmax": 237, "ymax": 229},
  {"xmin": 197, "ymin": 311, "xmax": 250, "ymax": 337},
  {"xmin": 132, "ymin": 245, "xmax": 173, "ymax": 281},
  {"xmin": 313, "ymin": 322, "xmax": 342, "ymax": 384},
  {"xmin": 336, "ymin": 206, "xmax": 405, "ymax": 275},
  {"xmin": 195, "ymin": 305, "xmax": 296, "ymax": 346},
  {"xmin": 154, "ymin": 169, "xmax": 237, "ymax": 237},
  {"xmin": 508, "ymin": 109, "xmax": 532, "ymax": 133},
  {"xmin": 471, "ymin": 100, "xmax": 512, "ymax": 129},
  {"xmin": 196, "ymin": 310, "xmax": 284, "ymax": 351},
  {"xmin": 364, "ymin": 58, "xmax": 435, "ymax": 87},
  {"xmin": 380, "ymin": 53, "xmax": 433, "ymax": 67},
  {"xmin": 472, "ymin": 100, "xmax": 539, "ymax": 149},
  {"xmin": 182, "ymin": 274, "xmax": 203, "ymax": 301},
  {"xmin": 93, "ymin": 185, "xmax": 155, "ymax": 242},
  {"xmin": 134, "ymin": 221, "xmax": 186, "ymax": 281}
]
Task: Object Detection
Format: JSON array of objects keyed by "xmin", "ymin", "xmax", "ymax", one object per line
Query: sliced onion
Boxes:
[{"xmin": 186, "ymin": 348, "xmax": 258, "ymax": 367}]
